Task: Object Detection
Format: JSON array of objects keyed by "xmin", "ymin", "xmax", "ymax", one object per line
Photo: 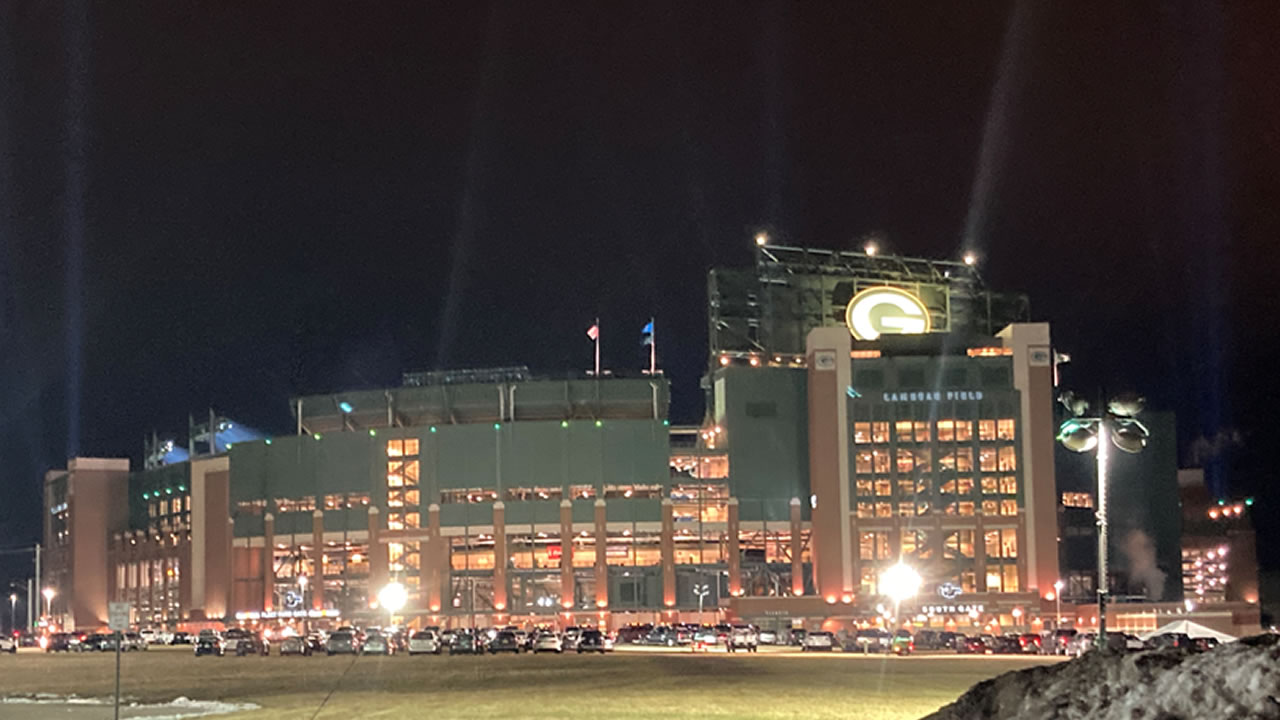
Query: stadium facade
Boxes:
[{"xmin": 40, "ymin": 243, "xmax": 1260, "ymax": 637}]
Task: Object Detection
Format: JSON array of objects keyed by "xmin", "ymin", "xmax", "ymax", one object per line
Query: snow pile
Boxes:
[
  {"xmin": 925, "ymin": 634, "xmax": 1280, "ymax": 720},
  {"xmin": 0, "ymin": 694, "xmax": 257, "ymax": 718}
]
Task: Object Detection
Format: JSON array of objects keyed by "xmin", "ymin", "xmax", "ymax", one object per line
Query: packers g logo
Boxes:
[{"xmin": 845, "ymin": 287, "xmax": 931, "ymax": 341}]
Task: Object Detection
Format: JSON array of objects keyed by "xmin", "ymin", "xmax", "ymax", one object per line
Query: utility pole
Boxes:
[{"xmin": 34, "ymin": 543, "xmax": 41, "ymax": 628}]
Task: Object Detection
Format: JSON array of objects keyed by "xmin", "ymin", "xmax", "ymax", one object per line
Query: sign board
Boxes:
[
  {"xmin": 845, "ymin": 286, "xmax": 931, "ymax": 341},
  {"xmin": 108, "ymin": 602, "xmax": 131, "ymax": 632}
]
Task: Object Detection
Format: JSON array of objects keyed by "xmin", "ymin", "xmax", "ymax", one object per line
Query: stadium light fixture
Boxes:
[
  {"xmin": 880, "ymin": 563, "xmax": 922, "ymax": 605},
  {"xmin": 864, "ymin": 241, "xmax": 879, "ymax": 257},
  {"xmin": 963, "ymin": 251, "xmax": 978, "ymax": 266},
  {"xmin": 754, "ymin": 232, "xmax": 769, "ymax": 247}
]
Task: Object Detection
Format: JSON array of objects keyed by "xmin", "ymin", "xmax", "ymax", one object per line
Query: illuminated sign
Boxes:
[
  {"xmin": 938, "ymin": 582, "xmax": 963, "ymax": 601},
  {"xmin": 921, "ymin": 603, "xmax": 985, "ymax": 615},
  {"xmin": 880, "ymin": 390, "xmax": 984, "ymax": 402},
  {"xmin": 845, "ymin": 287, "xmax": 931, "ymax": 341}
]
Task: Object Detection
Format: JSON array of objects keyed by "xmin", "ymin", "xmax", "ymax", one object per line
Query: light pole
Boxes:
[
  {"xmin": 693, "ymin": 583, "xmax": 710, "ymax": 625},
  {"xmin": 1057, "ymin": 391, "xmax": 1149, "ymax": 651},
  {"xmin": 8, "ymin": 592, "xmax": 16, "ymax": 635},
  {"xmin": 1053, "ymin": 580, "xmax": 1064, "ymax": 630},
  {"xmin": 42, "ymin": 587, "xmax": 55, "ymax": 626}
]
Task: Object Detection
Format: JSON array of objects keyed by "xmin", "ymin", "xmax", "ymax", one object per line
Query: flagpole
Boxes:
[
  {"xmin": 649, "ymin": 317, "xmax": 656, "ymax": 375},
  {"xmin": 594, "ymin": 317, "xmax": 601, "ymax": 377}
]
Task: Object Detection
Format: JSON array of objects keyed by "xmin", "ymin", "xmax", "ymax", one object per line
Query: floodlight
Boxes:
[
  {"xmin": 1057, "ymin": 419, "xmax": 1098, "ymax": 453},
  {"xmin": 377, "ymin": 582, "xmax": 408, "ymax": 614},
  {"xmin": 1107, "ymin": 393, "xmax": 1145, "ymax": 417},
  {"xmin": 1110, "ymin": 420, "xmax": 1149, "ymax": 454},
  {"xmin": 879, "ymin": 563, "xmax": 922, "ymax": 604}
]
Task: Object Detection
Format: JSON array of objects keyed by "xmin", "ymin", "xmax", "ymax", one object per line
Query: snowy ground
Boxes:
[
  {"xmin": 0, "ymin": 695, "xmax": 256, "ymax": 720},
  {"xmin": 924, "ymin": 633, "xmax": 1280, "ymax": 720}
]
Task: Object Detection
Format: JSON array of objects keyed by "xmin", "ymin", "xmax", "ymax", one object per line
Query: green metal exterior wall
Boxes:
[{"xmin": 714, "ymin": 366, "xmax": 810, "ymax": 522}]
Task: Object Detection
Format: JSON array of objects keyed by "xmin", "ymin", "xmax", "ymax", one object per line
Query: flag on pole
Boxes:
[
  {"xmin": 586, "ymin": 323, "xmax": 599, "ymax": 341},
  {"xmin": 640, "ymin": 320, "xmax": 653, "ymax": 346},
  {"xmin": 641, "ymin": 318, "xmax": 656, "ymax": 375},
  {"xmin": 587, "ymin": 319, "xmax": 601, "ymax": 376}
]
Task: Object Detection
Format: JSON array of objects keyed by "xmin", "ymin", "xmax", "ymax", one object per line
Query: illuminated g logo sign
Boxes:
[{"xmin": 845, "ymin": 287, "xmax": 931, "ymax": 341}]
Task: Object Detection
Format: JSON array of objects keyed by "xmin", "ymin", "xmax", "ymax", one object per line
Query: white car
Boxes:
[
  {"xmin": 802, "ymin": 631, "xmax": 834, "ymax": 651},
  {"xmin": 408, "ymin": 630, "xmax": 441, "ymax": 655},
  {"xmin": 0, "ymin": 635, "xmax": 15, "ymax": 653},
  {"xmin": 532, "ymin": 633, "xmax": 564, "ymax": 654}
]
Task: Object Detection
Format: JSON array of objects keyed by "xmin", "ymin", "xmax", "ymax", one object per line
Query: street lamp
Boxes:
[
  {"xmin": 880, "ymin": 563, "xmax": 922, "ymax": 627},
  {"xmin": 693, "ymin": 583, "xmax": 710, "ymax": 624},
  {"xmin": 41, "ymin": 587, "xmax": 55, "ymax": 624},
  {"xmin": 1057, "ymin": 391, "xmax": 1150, "ymax": 651},
  {"xmin": 1053, "ymin": 580, "xmax": 1064, "ymax": 630},
  {"xmin": 8, "ymin": 593, "xmax": 16, "ymax": 634},
  {"xmin": 377, "ymin": 582, "xmax": 408, "ymax": 627}
]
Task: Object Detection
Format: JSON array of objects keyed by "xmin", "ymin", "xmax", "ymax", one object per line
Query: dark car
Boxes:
[
  {"xmin": 279, "ymin": 636, "xmax": 311, "ymax": 656},
  {"xmin": 1145, "ymin": 632, "xmax": 1193, "ymax": 650},
  {"xmin": 171, "ymin": 631, "xmax": 193, "ymax": 645},
  {"xmin": 956, "ymin": 635, "xmax": 987, "ymax": 654},
  {"xmin": 450, "ymin": 631, "xmax": 481, "ymax": 655},
  {"xmin": 194, "ymin": 635, "xmax": 224, "ymax": 657},
  {"xmin": 616, "ymin": 624, "xmax": 652, "ymax": 645},
  {"xmin": 488, "ymin": 631, "xmax": 521, "ymax": 654},
  {"xmin": 46, "ymin": 632, "xmax": 79, "ymax": 652},
  {"xmin": 577, "ymin": 629, "xmax": 608, "ymax": 654},
  {"xmin": 1043, "ymin": 629, "xmax": 1077, "ymax": 655},
  {"xmin": 852, "ymin": 629, "xmax": 891, "ymax": 654},
  {"xmin": 325, "ymin": 631, "xmax": 359, "ymax": 656},
  {"xmin": 1017, "ymin": 633, "xmax": 1043, "ymax": 654},
  {"xmin": 989, "ymin": 635, "xmax": 1022, "ymax": 654},
  {"xmin": 233, "ymin": 631, "xmax": 268, "ymax": 656},
  {"xmin": 913, "ymin": 630, "xmax": 941, "ymax": 650}
]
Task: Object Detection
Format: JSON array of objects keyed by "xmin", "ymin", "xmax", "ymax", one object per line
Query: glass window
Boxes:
[
  {"xmin": 999, "ymin": 476, "xmax": 1018, "ymax": 495},
  {"xmin": 569, "ymin": 485, "xmax": 596, "ymax": 500},
  {"xmin": 874, "ymin": 479, "xmax": 892, "ymax": 496},
  {"xmin": 914, "ymin": 421, "xmax": 931, "ymax": 443},
  {"xmin": 981, "ymin": 500, "xmax": 998, "ymax": 516},
  {"xmin": 871, "ymin": 422, "xmax": 889, "ymax": 443},
  {"xmin": 854, "ymin": 422, "xmax": 872, "ymax": 444},
  {"xmin": 894, "ymin": 420, "xmax": 913, "ymax": 442},
  {"xmin": 978, "ymin": 420, "xmax": 996, "ymax": 442},
  {"xmin": 1000, "ymin": 499, "xmax": 1018, "ymax": 516},
  {"xmin": 997, "ymin": 419, "xmax": 1016, "ymax": 441},
  {"xmin": 861, "ymin": 567, "xmax": 877, "ymax": 595},
  {"xmin": 856, "ymin": 479, "xmax": 873, "ymax": 496},
  {"xmin": 1001, "ymin": 529, "xmax": 1018, "ymax": 558},
  {"xmin": 1002, "ymin": 564, "xmax": 1019, "ymax": 592},
  {"xmin": 957, "ymin": 501, "xmax": 975, "ymax": 516},
  {"xmin": 955, "ymin": 421, "xmax": 973, "ymax": 442},
  {"xmin": 875, "ymin": 502, "xmax": 892, "ymax": 518},
  {"xmin": 897, "ymin": 501, "xmax": 914, "ymax": 517},
  {"xmin": 981, "ymin": 477, "xmax": 998, "ymax": 494},
  {"xmin": 944, "ymin": 530, "xmax": 974, "ymax": 559},
  {"xmin": 984, "ymin": 530, "xmax": 1000, "ymax": 559},
  {"xmin": 856, "ymin": 451, "xmax": 873, "ymax": 474},
  {"xmin": 936, "ymin": 420, "xmax": 955, "ymax": 443},
  {"xmin": 1061, "ymin": 492, "xmax": 1093, "ymax": 508},
  {"xmin": 873, "ymin": 450, "xmax": 890, "ymax": 473},
  {"xmin": 897, "ymin": 480, "xmax": 916, "ymax": 497},
  {"xmin": 856, "ymin": 502, "xmax": 873, "ymax": 518},
  {"xmin": 979, "ymin": 448, "xmax": 997, "ymax": 472},
  {"xmin": 916, "ymin": 501, "xmax": 931, "ymax": 517},
  {"xmin": 896, "ymin": 449, "xmax": 914, "ymax": 474},
  {"xmin": 986, "ymin": 566, "xmax": 1003, "ymax": 592},
  {"xmin": 998, "ymin": 446, "xmax": 1017, "ymax": 471}
]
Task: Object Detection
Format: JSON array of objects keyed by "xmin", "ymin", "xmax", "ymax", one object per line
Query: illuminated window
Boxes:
[
  {"xmin": 1061, "ymin": 492, "xmax": 1093, "ymax": 508},
  {"xmin": 916, "ymin": 501, "xmax": 931, "ymax": 517},
  {"xmin": 982, "ymin": 500, "xmax": 998, "ymax": 516},
  {"xmin": 856, "ymin": 502, "xmax": 873, "ymax": 518},
  {"xmin": 957, "ymin": 501, "xmax": 975, "ymax": 516},
  {"xmin": 861, "ymin": 567, "xmax": 878, "ymax": 594},
  {"xmin": 978, "ymin": 420, "xmax": 996, "ymax": 442},
  {"xmin": 1000, "ymin": 499, "xmax": 1018, "ymax": 516},
  {"xmin": 936, "ymin": 420, "xmax": 955, "ymax": 443},
  {"xmin": 875, "ymin": 502, "xmax": 892, "ymax": 518},
  {"xmin": 986, "ymin": 566, "xmax": 1003, "ymax": 592},
  {"xmin": 997, "ymin": 419, "xmax": 1016, "ymax": 441},
  {"xmin": 871, "ymin": 422, "xmax": 889, "ymax": 443},
  {"xmin": 999, "ymin": 476, "xmax": 1018, "ymax": 495},
  {"xmin": 894, "ymin": 420, "xmax": 913, "ymax": 442},
  {"xmin": 914, "ymin": 421, "xmax": 931, "ymax": 443},
  {"xmin": 998, "ymin": 446, "xmax": 1017, "ymax": 471},
  {"xmin": 897, "ymin": 479, "xmax": 917, "ymax": 496},
  {"xmin": 856, "ymin": 479, "xmax": 873, "ymax": 496},
  {"xmin": 896, "ymin": 448, "xmax": 914, "ymax": 474},
  {"xmin": 981, "ymin": 477, "xmax": 999, "ymax": 495},
  {"xmin": 873, "ymin": 450, "xmax": 890, "ymax": 473},
  {"xmin": 955, "ymin": 421, "xmax": 973, "ymax": 442},
  {"xmin": 856, "ymin": 451, "xmax": 873, "ymax": 474},
  {"xmin": 570, "ymin": 485, "xmax": 596, "ymax": 500},
  {"xmin": 897, "ymin": 501, "xmax": 914, "ymax": 517},
  {"xmin": 944, "ymin": 530, "xmax": 974, "ymax": 559},
  {"xmin": 914, "ymin": 448, "xmax": 932, "ymax": 472},
  {"xmin": 875, "ymin": 479, "xmax": 892, "ymax": 497},
  {"xmin": 854, "ymin": 422, "xmax": 872, "ymax": 444},
  {"xmin": 979, "ymin": 449, "xmax": 997, "ymax": 472},
  {"xmin": 1002, "ymin": 565, "xmax": 1019, "ymax": 592}
]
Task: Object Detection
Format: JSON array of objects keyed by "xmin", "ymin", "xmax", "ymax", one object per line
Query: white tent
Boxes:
[{"xmin": 1139, "ymin": 620, "xmax": 1237, "ymax": 643}]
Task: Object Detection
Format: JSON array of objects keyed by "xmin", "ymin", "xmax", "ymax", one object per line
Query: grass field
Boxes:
[{"xmin": 0, "ymin": 647, "xmax": 1059, "ymax": 720}]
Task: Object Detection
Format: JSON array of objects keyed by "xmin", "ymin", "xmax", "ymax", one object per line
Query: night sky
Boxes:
[{"xmin": 2, "ymin": 3, "xmax": 1277, "ymax": 602}]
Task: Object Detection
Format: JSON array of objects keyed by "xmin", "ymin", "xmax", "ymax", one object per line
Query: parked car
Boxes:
[
  {"xmin": 123, "ymin": 632, "xmax": 149, "ymax": 651},
  {"xmin": 45, "ymin": 632, "xmax": 79, "ymax": 652},
  {"xmin": 170, "ymin": 631, "xmax": 193, "ymax": 645},
  {"xmin": 802, "ymin": 631, "xmax": 835, "ymax": 651},
  {"xmin": 890, "ymin": 629, "xmax": 914, "ymax": 656},
  {"xmin": 1042, "ymin": 629, "xmax": 1076, "ymax": 655},
  {"xmin": 449, "ymin": 631, "xmax": 481, "ymax": 655},
  {"xmin": 194, "ymin": 635, "xmax": 224, "ymax": 657},
  {"xmin": 912, "ymin": 630, "xmax": 941, "ymax": 650},
  {"xmin": 989, "ymin": 635, "xmax": 1021, "ymax": 654},
  {"xmin": 361, "ymin": 633, "xmax": 393, "ymax": 656},
  {"xmin": 488, "ymin": 631, "xmax": 521, "ymax": 654},
  {"xmin": 616, "ymin": 625, "xmax": 651, "ymax": 644},
  {"xmin": 852, "ymin": 629, "xmax": 891, "ymax": 654},
  {"xmin": 1144, "ymin": 632, "xmax": 1193, "ymax": 651},
  {"xmin": 0, "ymin": 634, "xmax": 16, "ymax": 653},
  {"xmin": 533, "ymin": 632, "xmax": 563, "ymax": 654},
  {"xmin": 325, "ymin": 631, "xmax": 359, "ymax": 656},
  {"xmin": 577, "ymin": 629, "xmax": 610, "ymax": 654},
  {"xmin": 562, "ymin": 626, "xmax": 583, "ymax": 651},
  {"xmin": 233, "ymin": 631, "xmax": 268, "ymax": 656},
  {"xmin": 757, "ymin": 629, "xmax": 779, "ymax": 645},
  {"xmin": 408, "ymin": 629, "xmax": 442, "ymax": 655},
  {"xmin": 223, "ymin": 628, "xmax": 252, "ymax": 654},
  {"xmin": 1017, "ymin": 633, "xmax": 1043, "ymax": 654},
  {"xmin": 278, "ymin": 636, "xmax": 311, "ymax": 656},
  {"xmin": 728, "ymin": 625, "xmax": 759, "ymax": 653},
  {"xmin": 1122, "ymin": 634, "xmax": 1145, "ymax": 651},
  {"xmin": 957, "ymin": 635, "xmax": 988, "ymax": 654},
  {"xmin": 1066, "ymin": 633, "xmax": 1096, "ymax": 657}
]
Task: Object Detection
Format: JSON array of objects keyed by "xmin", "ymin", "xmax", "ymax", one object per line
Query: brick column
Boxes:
[
  {"xmin": 974, "ymin": 518, "xmax": 988, "ymax": 593},
  {"xmin": 661, "ymin": 498, "xmax": 676, "ymax": 608},
  {"xmin": 594, "ymin": 499, "xmax": 608, "ymax": 609},
  {"xmin": 426, "ymin": 504, "xmax": 442, "ymax": 613},
  {"xmin": 559, "ymin": 500, "xmax": 574, "ymax": 610},
  {"xmin": 493, "ymin": 501, "xmax": 508, "ymax": 613},
  {"xmin": 311, "ymin": 510, "xmax": 325, "ymax": 610},
  {"xmin": 727, "ymin": 498, "xmax": 741, "ymax": 596},
  {"xmin": 262, "ymin": 513, "xmax": 275, "ymax": 611},
  {"xmin": 790, "ymin": 498, "xmax": 805, "ymax": 596},
  {"xmin": 368, "ymin": 506, "xmax": 387, "ymax": 605}
]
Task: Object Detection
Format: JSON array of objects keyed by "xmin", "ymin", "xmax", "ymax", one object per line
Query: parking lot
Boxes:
[{"xmin": 0, "ymin": 645, "xmax": 1060, "ymax": 720}]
